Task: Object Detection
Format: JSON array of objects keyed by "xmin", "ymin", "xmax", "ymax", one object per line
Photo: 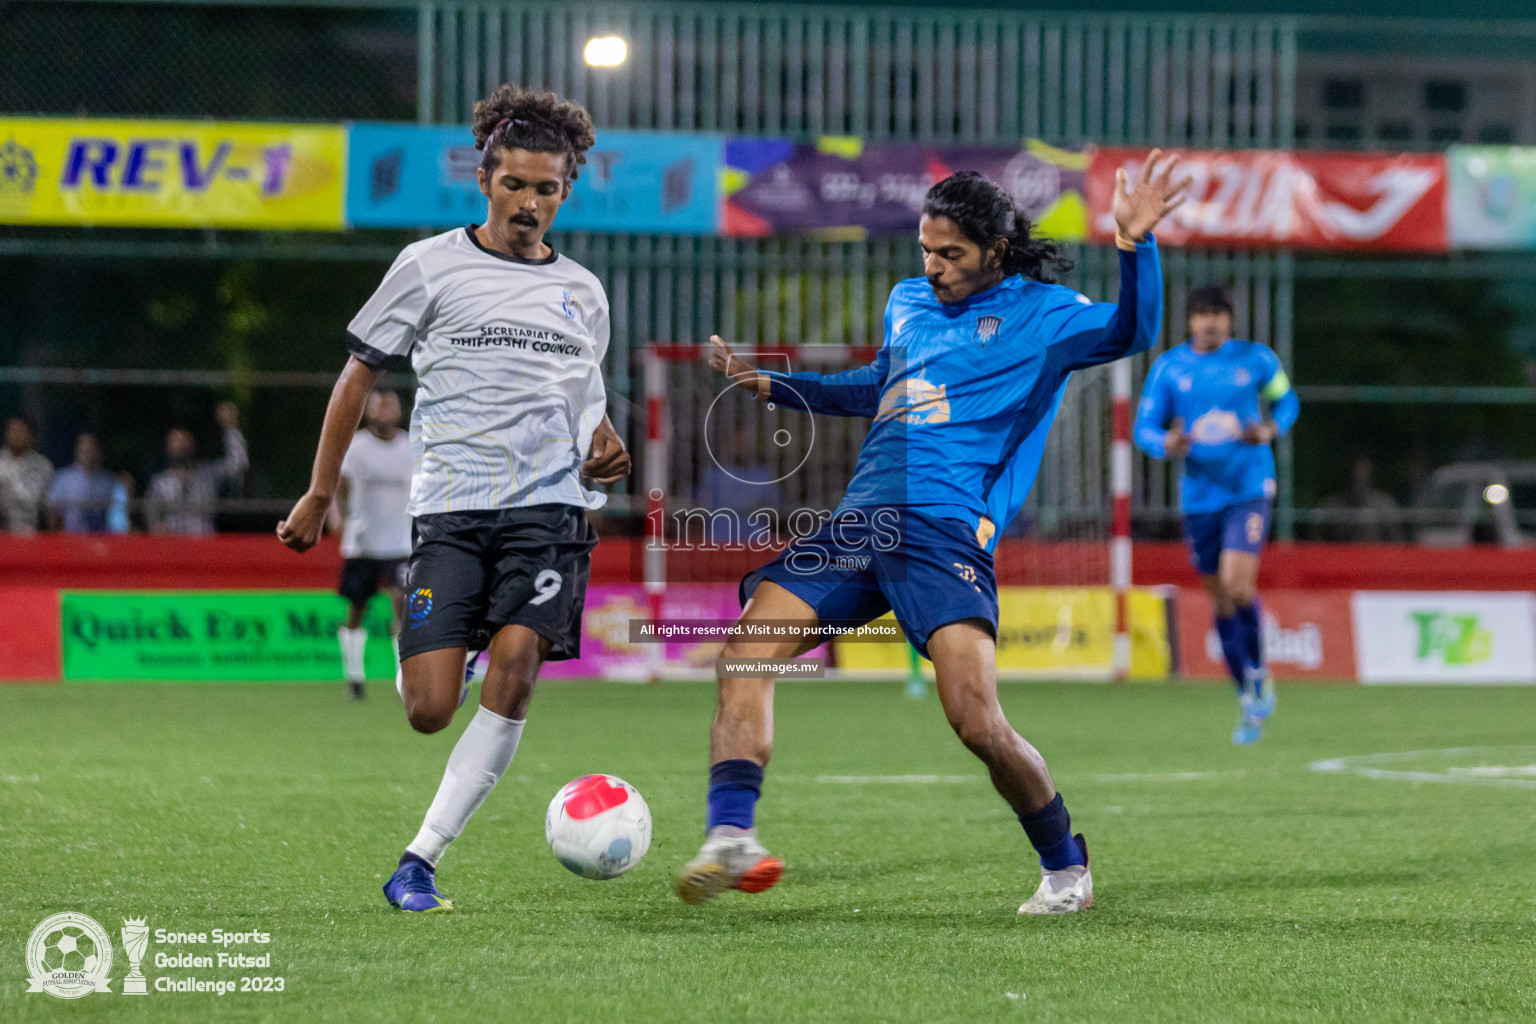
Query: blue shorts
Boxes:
[
  {"xmin": 739, "ymin": 508, "xmax": 998, "ymax": 660},
  {"xmin": 1182, "ymin": 497, "xmax": 1272, "ymax": 577}
]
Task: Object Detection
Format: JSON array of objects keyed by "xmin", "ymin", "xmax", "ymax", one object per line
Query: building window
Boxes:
[
  {"xmin": 1429, "ymin": 123, "xmax": 1463, "ymax": 144},
  {"xmin": 1479, "ymin": 122, "xmax": 1516, "ymax": 144},
  {"xmin": 1325, "ymin": 122, "xmax": 1362, "ymax": 143},
  {"xmin": 1378, "ymin": 121, "xmax": 1415, "ymax": 144},
  {"xmin": 1323, "ymin": 78, "xmax": 1365, "ymax": 109},
  {"xmin": 1424, "ymin": 80, "xmax": 1467, "ymax": 112}
]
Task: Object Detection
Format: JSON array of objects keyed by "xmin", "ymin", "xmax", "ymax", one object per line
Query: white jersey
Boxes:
[
  {"xmin": 338, "ymin": 429, "xmax": 412, "ymax": 558},
  {"xmin": 346, "ymin": 226, "xmax": 610, "ymax": 516}
]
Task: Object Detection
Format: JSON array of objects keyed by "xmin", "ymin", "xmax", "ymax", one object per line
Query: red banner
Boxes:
[
  {"xmin": 1175, "ymin": 588, "xmax": 1357, "ymax": 682},
  {"xmin": 1089, "ymin": 148, "xmax": 1447, "ymax": 251},
  {"xmin": 0, "ymin": 587, "xmax": 61, "ymax": 682}
]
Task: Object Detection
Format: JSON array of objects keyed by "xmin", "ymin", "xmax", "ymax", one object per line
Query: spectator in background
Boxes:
[
  {"xmin": 0, "ymin": 414, "xmax": 53, "ymax": 536},
  {"xmin": 48, "ymin": 432, "xmax": 131, "ymax": 534},
  {"xmin": 1319, "ymin": 455, "xmax": 1402, "ymax": 542},
  {"xmin": 145, "ymin": 402, "xmax": 249, "ymax": 536}
]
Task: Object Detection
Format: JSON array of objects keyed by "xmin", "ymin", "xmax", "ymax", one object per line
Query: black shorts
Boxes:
[
  {"xmin": 397, "ymin": 504, "xmax": 598, "ymax": 663},
  {"xmin": 338, "ymin": 557, "xmax": 408, "ymax": 606}
]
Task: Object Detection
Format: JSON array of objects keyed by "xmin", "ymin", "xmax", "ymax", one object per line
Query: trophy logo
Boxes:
[{"xmin": 120, "ymin": 917, "xmax": 149, "ymax": 995}]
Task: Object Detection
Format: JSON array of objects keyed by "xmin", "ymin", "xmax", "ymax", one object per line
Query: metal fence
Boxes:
[
  {"xmin": 423, "ymin": 4, "xmax": 1296, "ymax": 147},
  {"xmin": 11, "ymin": 2, "xmax": 1536, "ymax": 539}
]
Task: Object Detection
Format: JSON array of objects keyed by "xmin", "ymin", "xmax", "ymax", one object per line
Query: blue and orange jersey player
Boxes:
[
  {"xmin": 1134, "ymin": 284, "xmax": 1299, "ymax": 745},
  {"xmin": 675, "ymin": 152, "xmax": 1191, "ymax": 917}
]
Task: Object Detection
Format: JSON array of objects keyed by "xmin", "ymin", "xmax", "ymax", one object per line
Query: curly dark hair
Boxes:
[
  {"xmin": 920, "ymin": 171, "xmax": 1074, "ymax": 284},
  {"xmin": 471, "ymin": 85, "xmax": 597, "ymax": 181}
]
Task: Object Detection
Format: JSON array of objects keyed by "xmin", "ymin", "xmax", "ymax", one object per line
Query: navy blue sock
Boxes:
[
  {"xmin": 1215, "ymin": 614, "xmax": 1247, "ymax": 692},
  {"xmin": 1235, "ymin": 600, "xmax": 1265, "ymax": 678},
  {"xmin": 706, "ymin": 759, "xmax": 764, "ymax": 831},
  {"xmin": 1018, "ymin": 793, "xmax": 1085, "ymax": 870},
  {"xmin": 398, "ymin": 851, "xmax": 431, "ymax": 871}
]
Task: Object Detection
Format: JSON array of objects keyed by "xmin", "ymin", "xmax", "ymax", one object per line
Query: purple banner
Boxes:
[{"xmin": 724, "ymin": 137, "xmax": 1089, "ymax": 240}]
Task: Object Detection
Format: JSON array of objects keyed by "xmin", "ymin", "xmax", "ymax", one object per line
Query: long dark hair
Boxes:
[
  {"xmin": 920, "ymin": 171, "xmax": 1074, "ymax": 284},
  {"xmin": 471, "ymin": 85, "xmax": 596, "ymax": 181}
]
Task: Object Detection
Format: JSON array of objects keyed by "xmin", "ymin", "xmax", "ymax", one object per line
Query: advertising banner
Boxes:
[
  {"xmin": 724, "ymin": 136, "xmax": 1088, "ymax": 240},
  {"xmin": 0, "ymin": 118, "xmax": 345, "ymax": 230},
  {"xmin": 61, "ymin": 591, "xmax": 395, "ymax": 682},
  {"xmin": 1175, "ymin": 589, "xmax": 1356, "ymax": 681},
  {"xmin": 1351, "ymin": 591, "xmax": 1536, "ymax": 683},
  {"xmin": 1447, "ymin": 145, "xmax": 1536, "ymax": 249},
  {"xmin": 538, "ymin": 584, "xmax": 830, "ymax": 680},
  {"xmin": 835, "ymin": 587, "xmax": 1168, "ymax": 679},
  {"xmin": 1088, "ymin": 148, "xmax": 1447, "ymax": 251},
  {"xmin": 0, "ymin": 587, "xmax": 62, "ymax": 682},
  {"xmin": 346, "ymin": 124, "xmax": 721, "ymax": 234}
]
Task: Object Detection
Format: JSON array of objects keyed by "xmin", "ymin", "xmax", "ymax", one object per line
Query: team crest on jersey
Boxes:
[
  {"xmin": 408, "ymin": 588, "xmax": 433, "ymax": 629},
  {"xmin": 973, "ymin": 314, "xmax": 1004, "ymax": 347},
  {"xmin": 561, "ymin": 289, "xmax": 582, "ymax": 320}
]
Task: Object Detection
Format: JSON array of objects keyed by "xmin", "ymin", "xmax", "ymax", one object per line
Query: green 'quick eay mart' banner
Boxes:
[{"xmin": 61, "ymin": 591, "xmax": 395, "ymax": 681}]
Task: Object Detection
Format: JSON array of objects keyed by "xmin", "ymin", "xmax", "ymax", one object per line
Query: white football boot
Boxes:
[
  {"xmin": 675, "ymin": 826, "xmax": 785, "ymax": 906},
  {"xmin": 1018, "ymin": 834, "xmax": 1094, "ymax": 915}
]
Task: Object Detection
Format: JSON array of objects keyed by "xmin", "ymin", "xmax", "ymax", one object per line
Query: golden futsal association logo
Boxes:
[{"xmin": 25, "ymin": 912, "xmax": 114, "ymax": 999}]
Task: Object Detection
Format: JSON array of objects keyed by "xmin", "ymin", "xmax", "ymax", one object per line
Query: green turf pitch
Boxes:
[{"xmin": 1, "ymin": 681, "xmax": 1534, "ymax": 1023}]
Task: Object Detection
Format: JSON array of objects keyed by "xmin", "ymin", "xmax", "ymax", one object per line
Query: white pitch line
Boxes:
[{"xmin": 1310, "ymin": 746, "xmax": 1536, "ymax": 789}]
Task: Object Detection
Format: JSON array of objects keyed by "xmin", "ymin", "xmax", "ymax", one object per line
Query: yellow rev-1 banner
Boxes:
[
  {"xmin": 0, "ymin": 118, "xmax": 345, "ymax": 230},
  {"xmin": 835, "ymin": 587, "xmax": 1171, "ymax": 680}
]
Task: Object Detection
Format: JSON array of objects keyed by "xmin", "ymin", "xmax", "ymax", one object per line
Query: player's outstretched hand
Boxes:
[
  {"xmin": 1241, "ymin": 420, "xmax": 1278, "ymax": 445},
  {"xmin": 581, "ymin": 416, "xmax": 632, "ymax": 486},
  {"xmin": 708, "ymin": 335, "xmax": 769, "ymax": 398},
  {"xmin": 277, "ymin": 491, "xmax": 330, "ymax": 553},
  {"xmin": 1113, "ymin": 148, "xmax": 1192, "ymax": 244},
  {"xmin": 1165, "ymin": 417, "xmax": 1191, "ymax": 457}
]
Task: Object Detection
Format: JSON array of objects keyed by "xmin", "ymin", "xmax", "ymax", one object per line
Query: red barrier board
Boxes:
[
  {"xmin": 5, "ymin": 536, "xmax": 1536, "ymax": 592},
  {"xmin": 1175, "ymin": 588, "xmax": 1357, "ymax": 681},
  {"xmin": 0, "ymin": 587, "xmax": 62, "ymax": 681},
  {"xmin": 1088, "ymin": 148, "xmax": 1447, "ymax": 251}
]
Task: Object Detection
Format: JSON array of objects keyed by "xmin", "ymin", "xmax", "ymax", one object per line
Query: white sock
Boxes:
[
  {"xmin": 338, "ymin": 627, "xmax": 367, "ymax": 682},
  {"xmin": 405, "ymin": 706, "xmax": 525, "ymax": 867}
]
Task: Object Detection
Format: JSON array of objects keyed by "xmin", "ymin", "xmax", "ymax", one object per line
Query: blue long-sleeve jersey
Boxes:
[
  {"xmin": 1132, "ymin": 338, "xmax": 1299, "ymax": 513},
  {"xmin": 762, "ymin": 237, "xmax": 1163, "ymax": 553}
]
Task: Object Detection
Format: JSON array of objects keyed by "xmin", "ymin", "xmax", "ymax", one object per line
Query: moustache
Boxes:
[{"xmin": 510, "ymin": 213, "xmax": 539, "ymax": 226}]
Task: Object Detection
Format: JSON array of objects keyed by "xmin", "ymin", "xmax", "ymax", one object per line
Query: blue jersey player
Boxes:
[
  {"xmin": 1133, "ymin": 285, "xmax": 1299, "ymax": 745},
  {"xmin": 675, "ymin": 153, "xmax": 1190, "ymax": 916}
]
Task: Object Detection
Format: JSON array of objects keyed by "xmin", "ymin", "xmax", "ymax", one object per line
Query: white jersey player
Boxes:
[
  {"xmin": 329, "ymin": 388, "xmax": 412, "ymax": 700},
  {"xmin": 277, "ymin": 86, "xmax": 631, "ymax": 913}
]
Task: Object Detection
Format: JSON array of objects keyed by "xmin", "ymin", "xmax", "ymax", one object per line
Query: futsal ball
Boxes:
[{"xmin": 545, "ymin": 774, "xmax": 652, "ymax": 879}]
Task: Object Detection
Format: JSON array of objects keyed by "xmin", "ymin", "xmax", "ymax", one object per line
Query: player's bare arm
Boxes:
[
  {"xmin": 277, "ymin": 356, "xmax": 382, "ymax": 552},
  {"xmin": 707, "ymin": 334, "xmax": 771, "ymax": 399},
  {"xmin": 1112, "ymin": 148, "xmax": 1191, "ymax": 247},
  {"xmin": 1241, "ymin": 420, "xmax": 1279, "ymax": 445},
  {"xmin": 1165, "ymin": 417, "xmax": 1191, "ymax": 457},
  {"xmin": 581, "ymin": 414, "xmax": 632, "ymax": 485}
]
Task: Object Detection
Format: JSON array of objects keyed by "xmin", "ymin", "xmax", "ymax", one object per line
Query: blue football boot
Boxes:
[
  {"xmin": 382, "ymin": 856, "xmax": 453, "ymax": 913},
  {"xmin": 1248, "ymin": 670, "xmax": 1277, "ymax": 721}
]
